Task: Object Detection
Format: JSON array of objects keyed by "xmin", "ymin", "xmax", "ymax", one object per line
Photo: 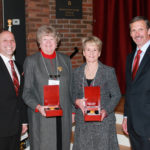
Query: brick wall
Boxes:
[
  {"xmin": 25, "ymin": 0, "xmax": 93, "ymax": 68},
  {"xmin": 25, "ymin": 0, "xmax": 50, "ymax": 56}
]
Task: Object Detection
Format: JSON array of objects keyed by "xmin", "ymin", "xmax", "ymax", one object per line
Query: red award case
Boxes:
[
  {"xmin": 44, "ymin": 85, "xmax": 63, "ymax": 117},
  {"xmin": 84, "ymin": 86, "xmax": 101, "ymax": 121}
]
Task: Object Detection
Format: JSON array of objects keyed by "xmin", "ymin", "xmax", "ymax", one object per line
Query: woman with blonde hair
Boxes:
[{"xmin": 72, "ymin": 36, "xmax": 121, "ymax": 150}]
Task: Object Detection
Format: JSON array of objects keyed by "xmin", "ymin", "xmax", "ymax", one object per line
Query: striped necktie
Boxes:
[{"xmin": 9, "ymin": 60, "xmax": 19, "ymax": 96}]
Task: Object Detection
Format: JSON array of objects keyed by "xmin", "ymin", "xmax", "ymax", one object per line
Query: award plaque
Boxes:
[
  {"xmin": 43, "ymin": 85, "xmax": 63, "ymax": 117},
  {"xmin": 84, "ymin": 86, "xmax": 101, "ymax": 121}
]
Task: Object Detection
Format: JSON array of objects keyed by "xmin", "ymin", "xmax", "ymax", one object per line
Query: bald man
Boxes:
[{"xmin": 0, "ymin": 31, "xmax": 27, "ymax": 150}]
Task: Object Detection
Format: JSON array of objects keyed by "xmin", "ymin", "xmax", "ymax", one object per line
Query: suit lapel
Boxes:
[
  {"xmin": 133, "ymin": 45, "xmax": 150, "ymax": 82},
  {"xmin": 80, "ymin": 64, "xmax": 88, "ymax": 87},
  {"xmin": 15, "ymin": 61, "xmax": 23, "ymax": 94},
  {"xmin": 0, "ymin": 56, "xmax": 22, "ymax": 96},
  {"xmin": 94, "ymin": 62, "xmax": 104, "ymax": 86},
  {"xmin": 127, "ymin": 51, "xmax": 135, "ymax": 82},
  {"xmin": 0, "ymin": 57, "xmax": 16, "ymax": 93}
]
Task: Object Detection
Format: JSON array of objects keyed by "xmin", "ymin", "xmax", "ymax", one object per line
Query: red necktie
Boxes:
[
  {"xmin": 132, "ymin": 50, "xmax": 142, "ymax": 80},
  {"xmin": 9, "ymin": 60, "xmax": 20, "ymax": 96}
]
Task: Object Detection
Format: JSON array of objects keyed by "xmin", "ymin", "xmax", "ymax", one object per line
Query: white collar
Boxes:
[
  {"xmin": 0, "ymin": 53, "xmax": 15, "ymax": 64},
  {"xmin": 136, "ymin": 40, "xmax": 150, "ymax": 53}
]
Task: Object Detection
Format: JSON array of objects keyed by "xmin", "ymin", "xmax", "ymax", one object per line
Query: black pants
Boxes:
[
  {"xmin": 56, "ymin": 117, "xmax": 62, "ymax": 150},
  {"xmin": 0, "ymin": 133, "xmax": 21, "ymax": 150},
  {"xmin": 129, "ymin": 129, "xmax": 150, "ymax": 150}
]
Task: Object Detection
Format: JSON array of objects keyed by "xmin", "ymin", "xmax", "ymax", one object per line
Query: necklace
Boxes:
[
  {"xmin": 41, "ymin": 53, "xmax": 59, "ymax": 79},
  {"xmin": 82, "ymin": 63, "xmax": 99, "ymax": 98},
  {"xmin": 84, "ymin": 63, "xmax": 98, "ymax": 79}
]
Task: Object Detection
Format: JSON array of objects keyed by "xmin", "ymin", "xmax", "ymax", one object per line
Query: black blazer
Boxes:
[
  {"xmin": 0, "ymin": 56, "xmax": 27, "ymax": 137},
  {"xmin": 125, "ymin": 45, "xmax": 150, "ymax": 136}
]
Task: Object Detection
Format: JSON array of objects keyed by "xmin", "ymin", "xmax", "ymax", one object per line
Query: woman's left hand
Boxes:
[{"xmin": 100, "ymin": 109, "xmax": 107, "ymax": 121}]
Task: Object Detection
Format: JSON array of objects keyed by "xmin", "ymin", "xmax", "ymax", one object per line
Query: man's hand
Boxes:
[
  {"xmin": 72, "ymin": 113, "xmax": 75, "ymax": 123},
  {"xmin": 21, "ymin": 124, "xmax": 28, "ymax": 135},
  {"xmin": 122, "ymin": 118, "xmax": 128, "ymax": 135}
]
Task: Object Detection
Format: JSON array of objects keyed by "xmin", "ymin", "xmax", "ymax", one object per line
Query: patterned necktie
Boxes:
[
  {"xmin": 9, "ymin": 60, "xmax": 19, "ymax": 96},
  {"xmin": 132, "ymin": 50, "xmax": 142, "ymax": 80}
]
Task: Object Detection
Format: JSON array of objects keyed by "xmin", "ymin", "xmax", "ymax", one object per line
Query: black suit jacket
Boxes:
[
  {"xmin": 125, "ymin": 45, "xmax": 150, "ymax": 136},
  {"xmin": 0, "ymin": 56, "xmax": 27, "ymax": 137}
]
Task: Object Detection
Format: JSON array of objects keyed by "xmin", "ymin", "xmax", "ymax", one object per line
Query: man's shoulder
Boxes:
[{"xmin": 0, "ymin": 56, "xmax": 3, "ymax": 64}]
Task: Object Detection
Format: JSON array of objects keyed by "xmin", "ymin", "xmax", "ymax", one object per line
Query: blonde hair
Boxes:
[
  {"xmin": 36, "ymin": 25, "xmax": 60, "ymax": 44},
  {"xmin": 82, "ymin": 36, "xmax": 102, "ymax": 52}
]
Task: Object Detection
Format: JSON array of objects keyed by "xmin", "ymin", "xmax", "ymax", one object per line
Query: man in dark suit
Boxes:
[
  {"xmin": 122, "ymin": 16, "xmax": 150, "ymax": 150},
  {"xmin": 0, "ymin": 31, "xmax": 28, "ymax": 150}
]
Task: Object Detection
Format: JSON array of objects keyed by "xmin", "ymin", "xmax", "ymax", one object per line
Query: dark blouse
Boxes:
[{"xmin": 86, "ymin": 79, "xmax": 93, "ymax": 86}]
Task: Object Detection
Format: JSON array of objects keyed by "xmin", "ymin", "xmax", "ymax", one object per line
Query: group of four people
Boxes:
[{"xmin": 0, "ymin": 16, "xmax": 150, "ymax": 150}]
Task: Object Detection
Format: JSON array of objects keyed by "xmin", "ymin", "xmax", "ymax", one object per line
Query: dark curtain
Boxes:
[
  {"xmin": 3, "ymin": 0, "xmax": 26, "ymax": 66},
  {"xmin": 93, "ymin": 0, "xmax": 150, "ymax": 94},
  {"xmin": 0, "ymin": 0, "xmax": 3, "ymax": 31}
]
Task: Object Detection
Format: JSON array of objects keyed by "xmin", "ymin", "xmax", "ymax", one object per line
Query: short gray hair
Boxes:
[{"xmin": 36, "ymin": 25, "xmax": 60, "ymax": 44}]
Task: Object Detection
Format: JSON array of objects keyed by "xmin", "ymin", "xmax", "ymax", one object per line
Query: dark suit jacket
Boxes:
[
  {"xmin": 125, "ymin": 45, "xmax": 150, "ymax": 136},
  {"xmin": 0, "ymin": 56, "xmax": 27, "ymax": 137}
]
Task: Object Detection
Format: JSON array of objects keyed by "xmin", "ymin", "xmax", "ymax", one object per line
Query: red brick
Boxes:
[{"xmin": 25, "ymin": 0, "xmax": 93, "ymax": 67}]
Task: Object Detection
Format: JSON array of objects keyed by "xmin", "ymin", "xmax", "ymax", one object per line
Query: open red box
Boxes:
[
  {"xmin": 84, "ymin": 86, "xmax": 101, "ymax": 121},
  {"xmin": 43, "ymin": 85, "xmax": 63, "ymax": 117}
]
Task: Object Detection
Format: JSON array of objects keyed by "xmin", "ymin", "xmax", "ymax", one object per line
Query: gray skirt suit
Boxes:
[
  {"xmin": 23, "ymin": 52, "xmax": 72, "ymax": 150},
  {"xmin": 72, "ymin": 62, "xmax": 121, "ymax": 150}
]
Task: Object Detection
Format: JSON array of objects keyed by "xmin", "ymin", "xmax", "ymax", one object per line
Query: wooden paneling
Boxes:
[
  {"xmin": 115, "ymin": 96, "xmax": 125, "ymax": 114},
  {"xmin": 119, "ymin": 145, "xmax": 131, "ymax": 150}
]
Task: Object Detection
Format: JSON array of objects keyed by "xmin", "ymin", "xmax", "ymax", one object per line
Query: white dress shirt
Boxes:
[
  {"xmin": 0, "ymin": 53, "xmax": 28, "ymax": 127},
  {"xmin": 0, "ymin": 54, "xmax": 20, "ymax": 84},
  {"xmin": 132, "ymin": 40, "xmax": 150, "ymax": 70},
  {"xmin": 124, "ymin": 40, "xmax": 150, "ymax": 118}
]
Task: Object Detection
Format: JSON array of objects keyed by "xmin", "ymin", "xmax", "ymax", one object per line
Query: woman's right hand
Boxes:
[
  {"xmin": 75, "ymin": 98, "xmax": 86, "ymax": 114},
  {"xmin": 36, "ymin": 105, "xmax": 49, "ymax": 117}
]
